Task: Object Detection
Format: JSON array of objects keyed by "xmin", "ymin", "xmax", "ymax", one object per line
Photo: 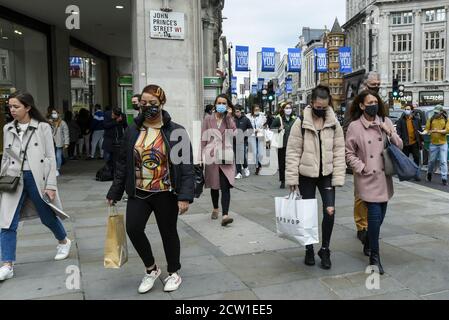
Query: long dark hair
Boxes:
[
  {"xmin": 311, "ymin": 85, "xmax": 333, "ymax": 108},
  {"xmin": 214, "ymin": 94, "xmax": 234, "ymax": 116},
  {"xmin": 349, "ymin": 90, "xmax": 387, "ymax": 122},
  {"xmin": 8, "ymin": 91, "xmax": 48, "ymax": 123}
]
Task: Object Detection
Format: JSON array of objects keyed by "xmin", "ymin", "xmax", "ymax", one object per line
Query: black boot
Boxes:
[
  {"xmin": 369, "ymin": 251, "xmax": 384, "ymax": 275},
  {"xmin": 280, "ymin": 182, "xmax": 285, "ymax": 189},
  {"xmin": 363, "ymin": 234, "xmax": 370, "ymax": 257},
  {"xmin": 304, "ymin": 246, "xmax": 315, "ymax": 266},
  {"xmin": 357, "ymin": 229, "xmax": 367, "ymax": 245},
  {"xmin": 318, "ymin": 248, "xmax": 332, "ymax": 270}
]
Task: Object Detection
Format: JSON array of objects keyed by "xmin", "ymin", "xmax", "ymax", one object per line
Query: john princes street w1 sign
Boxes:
[{"xmin": 150, "ymin": 10, "xmax": 185, "ymax": 40}]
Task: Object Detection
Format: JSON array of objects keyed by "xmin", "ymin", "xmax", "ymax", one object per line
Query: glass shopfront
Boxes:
[{"xmin": 0, "ymin": 17, "xmax": 50, "ymax": 156}]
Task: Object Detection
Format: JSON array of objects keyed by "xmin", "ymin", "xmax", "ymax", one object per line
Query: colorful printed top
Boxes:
[{"xmin": 134, "ymin": 126, "xmax": 171, "ymax": 192}]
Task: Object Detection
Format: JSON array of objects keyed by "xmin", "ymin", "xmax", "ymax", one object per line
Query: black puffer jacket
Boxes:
[{"xmin": 107, "ymin": 110, "xmax": 195, "ymax": 203}]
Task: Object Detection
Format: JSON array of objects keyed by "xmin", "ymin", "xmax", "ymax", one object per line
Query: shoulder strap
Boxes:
[{"xmin": 19, "ymin": 128, "xmax": 35, "ymax": 175}]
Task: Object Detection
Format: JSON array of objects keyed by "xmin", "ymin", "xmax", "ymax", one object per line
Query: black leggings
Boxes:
[
  {"xmin": 126, "ymin": 191, "xmax": 181, "ymax": 273},
  {"xmin": 299, "ymin": 174, "xmax": 336, "ymax": 250},
  {"xmin": 211, "ymin": 169, "xmax": 231, "ymax": 215}
]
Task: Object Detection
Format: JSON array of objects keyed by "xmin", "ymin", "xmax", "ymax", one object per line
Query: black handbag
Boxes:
[
  {"xmin": 194, "ymin": 165, "xmax": 204, "ymax": 198},
  {"xmin": 0, "ymin": 129, "xmax": 35, "ymax": 193}
]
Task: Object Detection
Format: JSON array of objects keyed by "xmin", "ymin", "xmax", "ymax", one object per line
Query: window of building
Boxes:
[
  {"xmin": 392, "ymin": 61, "xmax": 412, "ymax": 82},
  {"xmin": 424, "ymin": 59, "xmax": 445, "ymax": 81},
  {"xmin": 425, "ymin": 8, "xmax": 446, "ymax": 22},
  {"xmin": 0, "ymin": 50, "xmax": 9, "ymax": 82},
  {"xmin": 425, "ymin": 31, "xmax": 445, "ymax": 50},
  {"xmin": 392, "ymin": 34, "xmax": 412, "ymax": 52},
  {"xmin": 392, "ymin": 11, "xmax": 413, "ymax": 25}
]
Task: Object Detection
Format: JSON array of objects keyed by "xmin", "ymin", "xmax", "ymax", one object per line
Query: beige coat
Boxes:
[
  {"xmin": 285, "ymin": 106, "xmax": 346, "ymax": 187},
  {"xmin": 0, "ymin": 119, "xmax": 65, "ymax": 229}
]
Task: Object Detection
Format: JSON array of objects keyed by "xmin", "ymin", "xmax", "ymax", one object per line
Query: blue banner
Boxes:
[
  {"xmin": 315, "ymin": 48, "xmax": 328, "ymax": 73},
  {"xmin": 231, "ymin": 76, "xmax": 237, "ymax": 95},
  {"xmin": 251, "ymin": 84, "xmax": 258, "ymax": 95},
  {"xmin": 276, "ymin": 88, "xmax": 281, "ymax": 97},
  {"xmin": 287, "ymin": 48, "xmax": 301, "ymax": 72},
  {"xmin": 235, "ymin": 46, "xmax": 249, "ymax": 72},
  {"xmin": 285, "ymin": 77, "xmax": 293, "ymax": 94},
  {"xmin": 339, "ymin": 47, "xmax": 352, "ymax": 73},
  {"xmin": 261, "ymin": 47, "xmax": 276, "ymax": 72},
  {"xmin": 257, "ymin": 78, "xmax": 264, "ymax": 91}
]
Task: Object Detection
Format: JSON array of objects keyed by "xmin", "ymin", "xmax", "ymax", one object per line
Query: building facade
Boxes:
[
  {"xmin": 320, "ymin": 19, "xmax": 346, "ymax": 110},
  {"xmin": 344, "ymin": 0, "xmax": 449, "ymax": 107}
]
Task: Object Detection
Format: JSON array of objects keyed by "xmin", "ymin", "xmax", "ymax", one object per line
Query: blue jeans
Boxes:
[
  {"xmin": 1, "ymin": 171, "xmax": 67, "ymax": 262},
  {"xmin": 428, "ymin": 143, "xmax": 448, "ymax": 180},
  {"xmin": 55, "ymin": 147, "xmax": 63, "ymax": 170},
  {"xmin": 366, "ymin": 202, "xmax": 388, "ymax": 254}
]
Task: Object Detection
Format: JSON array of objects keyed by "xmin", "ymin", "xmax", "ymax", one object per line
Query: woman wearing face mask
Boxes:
[
  {"xmin": 395, "ymin": 105, "xmax": 422, "ymax": 175},
  {"xmin": 286, "ymin": 85, "xmax": 346, "ymax": 270},
  {"xmin": 201, "ymin": 94, "xmax": 236, "ymax": 226},
  {"xmin": 270, "ymin": 102, "xmax": 297, "ymax": 189},
  {"xmin": 0, "ymin": 92, "xmax": 71, "ymax": 282},
  {"xmin": 107, "ymin": 84, "xmax": 194, "ymax": 294},
  {"xmin": 346, "ymin": 90, "xmax": 403, "ymax": 275},
  {"xmin": 49, "ymin": 108, "xmax": 69, "ymax": 176},
  {"xmin": 247, "ymin": 105, "xmax": 267, "ymax": 175}
]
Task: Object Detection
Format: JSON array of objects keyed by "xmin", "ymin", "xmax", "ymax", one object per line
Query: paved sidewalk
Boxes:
[{"xmin": 1, "ymin": 160, "xmax": 449, "ymax": 300}]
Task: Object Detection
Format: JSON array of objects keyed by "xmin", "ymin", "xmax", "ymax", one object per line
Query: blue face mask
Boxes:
[{"xmin": 216, "ymin": 104, "xmax": 227, "ymax": 114}]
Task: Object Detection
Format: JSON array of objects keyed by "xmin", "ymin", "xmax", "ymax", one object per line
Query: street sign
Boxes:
[{"xmin": 150, "ymin": 10, "xmax": 185, "ymax": 40}]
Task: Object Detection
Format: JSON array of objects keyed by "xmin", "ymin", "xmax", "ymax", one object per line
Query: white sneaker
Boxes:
[
  {"xmin": 244, "ymin": 168, "xmax": 250, "ymax": 177},
  {"xmin": 164, "ymin": 273, "xmax": 182, "ymax": 292},
  {"xmin": 56, "ymin": 170, "xmax": 60, "ymax": 177},
  {"xmin": 0, "ymin": 265, "xmax": 14, "ymax": 281},
  {"xmin": 54, "ymin": 238, "xmax": 71, "ymax": 261},
  {"xmin": 138, "ymin": 266, "xmax": 161, "ymax": 294},
  {"xmin": 235, "ymin": 173, "xmax": 243, "ymax": 179}
]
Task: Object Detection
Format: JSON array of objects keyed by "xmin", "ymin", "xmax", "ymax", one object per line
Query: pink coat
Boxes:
[
  {"xmin": 345, "ymin": 115, "xmax": 403, "ymax": 203},
  {"xmin": 201, "ymin": 114, "xmax": 236, "ymax": 190}
]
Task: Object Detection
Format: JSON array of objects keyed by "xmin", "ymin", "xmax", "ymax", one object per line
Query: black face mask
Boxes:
[
  {"xmin": 367, "ymin": 86, "xmax": 380, "ymax": 93},
  {"xmin": 312, "ymin": 108, "xmax": 326, "ymax": 118},
  {"xmin": 132, "ymin": 103, "xmax": 140, "ymax": 111},
  {"xmin": 143, "ymin": 104, "xmax": 160, "ymax": 120},
  {"xmin": 364, "ymin": 104, "xmax": 379, "ymax": 117}
]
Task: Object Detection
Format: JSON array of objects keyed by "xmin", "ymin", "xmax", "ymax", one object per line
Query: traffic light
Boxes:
[
  {"xmin": 392, "ymin": 77, "xmax": 399, "ymax": 98},
  {"xmin": 398, "ymin": 84, "xmax": 405, "ymax": 98}
]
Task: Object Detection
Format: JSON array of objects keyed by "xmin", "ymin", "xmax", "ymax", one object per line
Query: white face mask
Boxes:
[
  {"xmin": 284, "ymin": 109, "xmax": 293, "ymax": 116},
  {"xmin": 51, "ymin": 113, "xmax": 58, "ymax": 119},
  {"xmin": 254, "ymin": 112, "xmax": 260, "ymax": 116},
  {"xmin": 405, "ymin": 110, "xmax": 412, "ymax": 116}
]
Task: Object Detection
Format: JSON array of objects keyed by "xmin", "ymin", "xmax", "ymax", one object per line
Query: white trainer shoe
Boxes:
[
  {"xmin": 55, "ymin": 238, "xmax": 71, "ymax": 261},
  {"xmin": 138, "ymin": 266, "xmax": 161, "ymax": 294},
  {"xmin": 235, "ymin": 173, "xmax": 243, "ymax": 180},
  {"xmin": 244, "ymin": 168, "xmax": 250, "ymax": 177},
  {"xmin": 0, "ymin": 265, "xmax": 14, "ymax": 281},
  {"xmin": 164, "ymin": 273, "xmax": 182, "ymax": 292}
]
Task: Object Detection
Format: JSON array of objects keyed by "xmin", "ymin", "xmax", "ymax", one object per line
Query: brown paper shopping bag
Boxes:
[{"xmin": 104, "ymin": 207, "xmax": 128, "ymax": 268}]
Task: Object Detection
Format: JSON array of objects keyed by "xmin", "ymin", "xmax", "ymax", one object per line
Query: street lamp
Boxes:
[
  {"xmin": 363, "ymin": 16, "xmax": 379, "ymax": 72},
  {"xmin": 228, "ymin": 42, "xmax": 233, "ymax": 99}
]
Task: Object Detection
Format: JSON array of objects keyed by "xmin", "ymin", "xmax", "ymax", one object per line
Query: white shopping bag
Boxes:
[{"xmin": 275, "ymin": 192, "xmax": 319, "ymax": 246}]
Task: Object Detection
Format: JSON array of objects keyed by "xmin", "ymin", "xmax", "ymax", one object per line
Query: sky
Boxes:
[{"xmin": 222, "ymin": 0, "xmax": 346, "ymax": 89}]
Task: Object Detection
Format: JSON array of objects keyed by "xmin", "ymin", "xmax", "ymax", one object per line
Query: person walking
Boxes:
[
  {"xmin": 396, "ymin": 104, "xmax": 422, "ymax": 180},
  {"xmin": 271, "ymin": 102, "xmax": 297, "ymax": 189},
  {"xmin": 49, "ymin": 108, "xmax": 69, "ymax": 176},
  {"xmin": 345, "ymin": 90, "xmax": 403, "ymax": 275},
  {"xmin": 286, "ymin": 85, "xmax": 346, "ymax": 270},
  {"xmin": 107, "ymin": 84, "xmax": 194, "ymax": 294},
  {"xmin": 103, "ymin": 107, "xmax": 127, "ymax": 176},
  {"xmin": 89, "ymin": 104, "xmax": 105, "ymax": 159},
  {"xmin": 0, "ymin": 91, "xmax": 71, "ymax": 282},
  {"xmin": 247, "ymin": 105, "xmax": 266, "ymax": 175},
  {"xmin": 201, "ymin": 94, "xmax": 236, "ymax": 227},
  {"xmin": 424, "ymin": 105, "xmax": 449, "ymax": 186},
  {"xmin": 233, "ymin": 105, "xmax": 253, "ymax": 179},
  {"xmin": 77, "ymin": 108, "xmax": 91, "ymax": 159},
  {"xmin": 65, "ymin": 111, "xmax": 81, "ymax": 160}
]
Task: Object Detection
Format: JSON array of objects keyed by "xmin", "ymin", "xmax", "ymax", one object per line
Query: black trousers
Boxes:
[
  {"xmin": 234, "ymin": 141, "xmax": 248, "ymax": 174},
  {"xmin": 126, "ymin": 191, "xmax": 181, "ymax": 273},
  {"xmin": 211, "ymin": 169, "xmax": 231, "ymax": 215},
  {"xmin": 68, "ymin": 142, "xmax": 77, "ymax": 158},
  {"xmin": 403, "ymin": 143, "xmax": 420, "ymax": 167},
  {"xmin": 299, "ymin": 174, "xmax": 336, "ymax": 250},
  {"xmin": 277, "ymin": 147, "xmax": 286, "ymax": 183}
]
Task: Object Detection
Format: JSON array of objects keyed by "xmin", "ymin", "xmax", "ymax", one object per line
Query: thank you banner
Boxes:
[
  {"xmin": 315, "ymin": 48, "xmax": 328, "ymax": 73},
  {"xmin": 288, "ymin": 48, "xmax": 301, "ymax": 72},
  {"xmin": 339, "ymin": 47, "xmax": 352, "ymax": 73},
  {"xmin": 261, "ymin": 47, "xmax": 276, "ymax": 72},
  {"xmin": 235, "ymin": 46, "xmax": 249, "ymax": 72}
]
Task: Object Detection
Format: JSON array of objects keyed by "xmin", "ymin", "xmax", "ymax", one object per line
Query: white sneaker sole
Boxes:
[
  {"xmin": 0, "ymin": 272, "xmax": 13, "ymax": 281},
  {"xmin": 138, "ymin": 270, "xmax": 161, "ymax": 294},
  {"xmin": 164, "ymin": 278, "xmax": 182, "ymax": 292},
  {"xmin": 55, "ymin": 241, "xmax": 71, "ymax": 261}
]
